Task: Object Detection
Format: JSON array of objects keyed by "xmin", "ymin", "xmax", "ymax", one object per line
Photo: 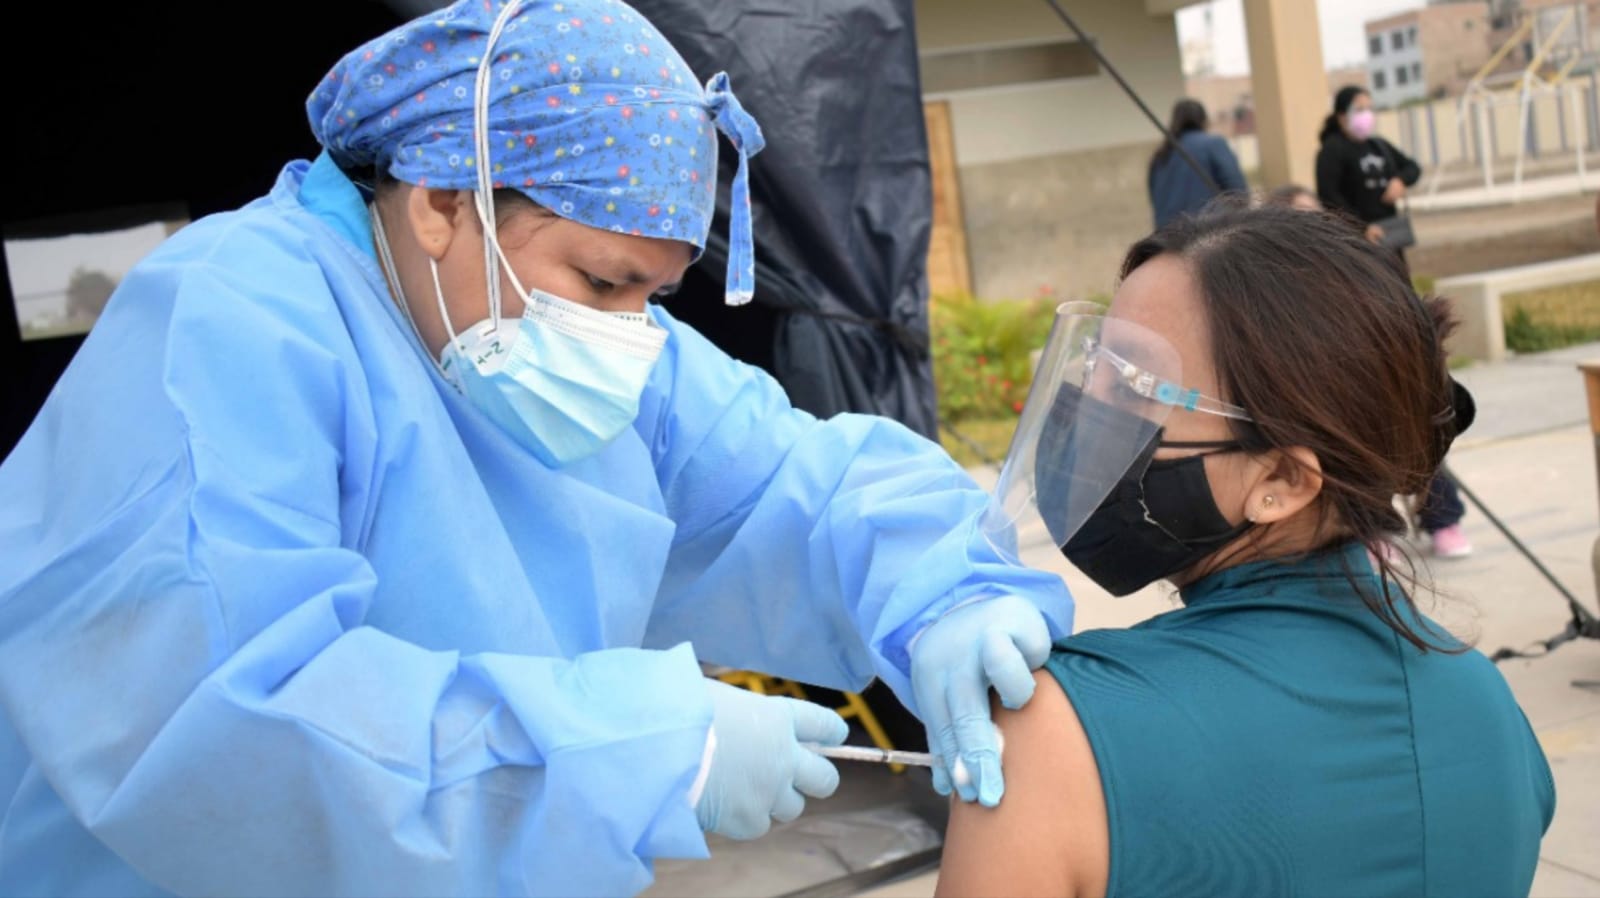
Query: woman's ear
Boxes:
[
  {"xmin": 404, "ymin": 188, "xmax": 474, "ymax": 261},
  {"xmin": 1245, "ymin": 447, "xmax": 1323, "ymax": 524}
]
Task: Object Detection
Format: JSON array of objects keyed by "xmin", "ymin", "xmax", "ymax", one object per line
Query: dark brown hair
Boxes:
[
  {"xmin": 1321, "ymin": 86, "xmax": 1370, "ymax": 144},
  {"xmin": 1123, "ymin": 202, "xmax": 1464, "ymax": 651},
  {"xmin": 1150, "ymin": 98, "xmax": 1210, "ymax": 174}
]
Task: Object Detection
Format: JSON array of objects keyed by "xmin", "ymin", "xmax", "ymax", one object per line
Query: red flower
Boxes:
[
  {"xmin": 1013, "ymin": 401, "xmax": 1025, "ymax": 414},
  {"xmin": 977, "ymin": 355, "xmax": 988, "ymax": 366},
  {"xmin": 548, "ymin": 62, "xmax": 561, "ymax": 75},
  {"xmin": 639, "ymin": 44, "xmax": 650, "ymax": 55},
  {"xmin": 415, "ymin": 92, "xmax": 427, "ymax": 103},
  {"xmin": 621, "ymin": 107, "xmax": 634, "ymax": 119},
  {"xmin": 668, "ymin": 109, "xmax": 679, "ymax": 120},
  {"xmin": 524, "ymin": 177, "xmax": 536, "ymax": 187},
  {"xmin": 422, "ymin": 40, "xmax": 436, "ymax": 53},
  {"xmin": 649, "ymin": 89, "xmax": 660, "ymax": 98},
  {"xmin": 547, "ymin": 96, "xmax": 561, "ymax": 107},
  {"xmin": 363, "ymin": 50, "xmax": 374, "ymax": 61},
  {"xmin": 571, "ymin": 17, "xmax": 582, "ymax": 26},
  {"xmin": 1002, "ymin": 380, "xmax": 1013, "ymax": 390},
  {"xmin": 603, "ymin": 15, "xmax": 613, "ymax": 23},
  {"xmin": 493, "ymin": 180, "xmax": 504, "ymax": 189},
  {"xmin": 605, "ymin": 94, "xmax": 618, "ymax": 105},
  {"xmin": 384, "ymin": 63, "xmax": 396, "ymax": 75},
  {"xmin": 647, "ymin": 205, "xmax": 660, "ymax": 216},
  {"xmin": 524, "ymin": 134, "xmax": 537, "ymax": 147},
  {"xmin": 690, "ymin": 171, "xmax": 699, "ymax": 182},
  {"xmin": 618, "ymin": 165, "xmax": 630, "ymax": 177}
]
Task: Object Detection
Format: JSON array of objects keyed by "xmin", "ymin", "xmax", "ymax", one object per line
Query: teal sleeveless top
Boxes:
[{"xmin": 1045, "ymin": 544, "xmax": 1555, "ymax": 898}]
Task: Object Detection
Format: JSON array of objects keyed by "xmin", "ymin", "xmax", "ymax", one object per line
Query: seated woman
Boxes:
[{"xmin": 937, "ymin": 205, "xmax": 1554, "ymax": 898}]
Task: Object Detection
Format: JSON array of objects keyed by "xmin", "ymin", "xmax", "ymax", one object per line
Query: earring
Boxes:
[{"xmin": 1257, "ymin": 495, "xmax": 1277, "ymax": 521}]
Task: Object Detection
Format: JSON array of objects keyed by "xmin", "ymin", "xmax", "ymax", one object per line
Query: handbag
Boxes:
[{"xmin": 1371, "ymin": 140, "xmax": 1416, "ymax": 250}]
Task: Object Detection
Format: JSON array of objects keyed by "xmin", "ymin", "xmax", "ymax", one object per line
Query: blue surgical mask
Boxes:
[
  {"xmin": 438, "ymin": 280, "xmax": 666, "ymax": 467},
  {"xmin": 370, "ymin": 207, "xmax": 667, "ymax": 468}
]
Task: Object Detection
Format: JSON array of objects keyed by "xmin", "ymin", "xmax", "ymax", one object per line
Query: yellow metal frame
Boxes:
[{"xmin": 714, "ymin": 671, "xmax": 908, "ymax": 773}]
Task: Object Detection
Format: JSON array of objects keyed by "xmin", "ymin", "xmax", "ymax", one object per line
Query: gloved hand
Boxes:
[
  {"xmin": 910, "ymin": 595, "xmax": 1052, "ymax": 807},
  {"xmin": 694, "ymin": 680, "xmax": 849, "ymax": 839}
]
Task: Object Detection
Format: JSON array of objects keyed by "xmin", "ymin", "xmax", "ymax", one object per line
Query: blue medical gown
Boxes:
[{"xmin": 0, "ymin": 155, "xmax": 1074, "ymax": 897}]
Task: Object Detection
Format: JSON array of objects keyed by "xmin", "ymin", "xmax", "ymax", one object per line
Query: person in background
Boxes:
[
  {"xmin": 1148, "ymin": 98, "xmax": 1249, "ymax": 230},
  {"xmin": 1315, "ymin": 86, "xmax": 1420, "ymax": 250},
  {"xmin": 1314, "ymin": 86, "xmax": 1468, "ymax": 558},
  {"xmin": 935, "ymin": 203, "xmax": 1552, "ymax": 898},
  {"xmin": 1264, "ymin": 183, "xmax": 1322, "ymax": 212}
]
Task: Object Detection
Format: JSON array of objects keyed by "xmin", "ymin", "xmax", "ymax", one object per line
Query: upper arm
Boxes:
[
  {"xmin": 1211, "ymin": 138, "xmax": 1248, "ymax": 192},
  {"xmin": 1315, "ymin": 149, "xmax": 1345, "ymax": 209},
  {"xmin": 936, "ymin": 669, "xmax": 1110, "ymax": 898},
  {"xmin": 1392, "ymin": 142, "xmax": 1422, "ymax": 185}
]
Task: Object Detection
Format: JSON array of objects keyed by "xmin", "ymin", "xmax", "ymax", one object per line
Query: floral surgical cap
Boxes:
[{"xmin": 308, "ymin": 0, "xmax": 764, "ymax": 304}]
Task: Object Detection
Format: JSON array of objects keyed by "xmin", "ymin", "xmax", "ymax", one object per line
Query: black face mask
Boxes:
[{"xmin": 1058, "ymin": 430, "xmax": 1252, "ymax": 597}]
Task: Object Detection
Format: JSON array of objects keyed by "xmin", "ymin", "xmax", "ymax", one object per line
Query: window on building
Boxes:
[
  {"xmin": 1408, "ymin": 26, "xmax": 1418, "ymax": 45},
  {"xmin": 1412, "ymin": 61, "xmax": 1422, "ymax": 82},
  {"xmin": 1375, "ymin": 69, "xmax": 1388, "ymax": 89},
  {"xmin": 1396, "ymin": 65, "xmax": 1409, "ymax": 85},
  {"xmin": 1391, "ymin": 30, "xmax": 1405, "ymax": 51},
  {"xmin": 1370, "ymin": 34, "xmax": 1383, "ymax": 56},
  {"xmin": 919, "ymin": 39, "xmax": 1100, "ymax": 94}
]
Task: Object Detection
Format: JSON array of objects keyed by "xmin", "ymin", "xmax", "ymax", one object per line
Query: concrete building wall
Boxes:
[
  {"xmin": 916, "ymin": 0, "xmax": 1186, "ymax": 166},
  {"xmin": 1366, "ymin": 4, "xmax": 1490, "ymax": 107},
  {"xmin": 1372, "ymin": 79, "xmax": 1598, "ymax": 168},
  {"xmin": 1418, "ymin": 2, "xmax": 1493, "ymax": 99},
  {"xmin": 1368, "ymin": 11, "xmax": 1427, "ymax": 107},
  {"xmin": 958, "ymin": 141, "xmax": 1160, "ymax": 302},
  {"xmin": 915, "ymin": 0, "xmax": 1192, "ymax": 301}
]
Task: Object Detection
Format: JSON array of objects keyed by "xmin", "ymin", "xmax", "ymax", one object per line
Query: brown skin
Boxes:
[
  {"xmin": 936, "ymin": 255, "xmax": 1326, "ymax": 898},
  {"xmin": 371, "ymin": 186, "xmax": 692, "ymax": 357},
  {"xmin": 1288, "ymin": 191, "xmax": 1323, "ymax": 213}
]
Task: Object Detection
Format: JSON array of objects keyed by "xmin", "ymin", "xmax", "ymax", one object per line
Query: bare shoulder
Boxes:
[{"xmin": 935, "ymin": 668, "xmax": 1110, "ymax": 898}]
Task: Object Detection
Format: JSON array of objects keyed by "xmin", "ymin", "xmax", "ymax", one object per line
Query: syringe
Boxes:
[
  {"xmin": 803, "ymin": 743, "xmax": 936, "ymax": 767},
  {"xmin": 804, "ymin": 730, "xmax": 1003, "ymax": 788}
]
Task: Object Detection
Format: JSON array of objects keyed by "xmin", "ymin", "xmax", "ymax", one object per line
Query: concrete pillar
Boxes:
[{"xmin": 1242, "ymin": 0, "xmax": 1328, "ymax": 189}]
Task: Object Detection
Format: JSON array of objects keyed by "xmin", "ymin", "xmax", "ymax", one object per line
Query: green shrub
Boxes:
[
  {"xmin": 931, "ymin": 293, "xmax": 1058, "ymax": 423},
  {"xmin": 1502, "ymin": 280, "xmax": 1600, "ymax": 353}
]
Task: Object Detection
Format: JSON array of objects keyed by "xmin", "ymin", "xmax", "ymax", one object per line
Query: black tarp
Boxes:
[
  {"xmin": 628, "ymin": 0, "xmax": 940, "ymax": 438},
  {"xmin": 1, "ymin": 1, "xmax": 408, "ymax": 459},
  {"xmin": 2, "ymin": 0, "xmax": 938, "ymax": 455}
]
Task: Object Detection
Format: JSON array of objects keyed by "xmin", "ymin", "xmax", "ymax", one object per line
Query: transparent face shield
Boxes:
[{"xmin": 981, "ymin": 301, "xmax": 1194, "ymax": 563}]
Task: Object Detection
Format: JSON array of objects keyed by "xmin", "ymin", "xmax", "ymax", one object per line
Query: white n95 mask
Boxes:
[{"xmin": 439, "ymin": 277, "xmax": 667, "ymax": 468}]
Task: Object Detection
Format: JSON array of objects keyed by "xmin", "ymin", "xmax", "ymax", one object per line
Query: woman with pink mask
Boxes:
[
  {"xmin": 1314, "ymin": 86, "xmax": 1470, "ymax": 561},
  {"xmin": 1316, "ymin": 87, "xmax": 1421, "ymax": 253}
]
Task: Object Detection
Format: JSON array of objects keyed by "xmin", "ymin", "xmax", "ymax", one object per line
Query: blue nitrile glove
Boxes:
[
  {"xmin": 910, "ymin": 595, "xmax": 1052, "ymax": 807},
  {"xmin": 694, "ymin": 680, "xmax": 849, "ymax": 839}
]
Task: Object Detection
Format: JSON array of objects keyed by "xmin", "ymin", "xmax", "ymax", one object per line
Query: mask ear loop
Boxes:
[
  {"xmin": 370, "ymin": 207, "xmax": 422, "ymax": 343},
  {"xmin": 372, "ymin": 204, "xmax": 464, "ymax": 376},
  {"xmin": 427, "ymin": 257, "xmax": 462, "ymax": 357},
  {"xmin": 472, "ymin": 0, "xmax": 524, "ymax": 336}
]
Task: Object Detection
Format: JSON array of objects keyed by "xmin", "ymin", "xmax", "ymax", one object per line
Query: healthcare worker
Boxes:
[{"xmin": 0, "ymin": 2, "xmax": 1073, "ymax": 896}]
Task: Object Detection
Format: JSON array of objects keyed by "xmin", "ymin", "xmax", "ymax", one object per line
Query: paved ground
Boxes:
[{"xmin": 1409, "ymin": 190, "xmax": 1599, "ymax": 280}]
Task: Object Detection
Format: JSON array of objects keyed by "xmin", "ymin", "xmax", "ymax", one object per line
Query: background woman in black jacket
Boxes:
[
  {"xmin": 1315, "ymin": 86, "xmax": 1470, "ymax": 559},
  {"xmin": 1316, "ymin": 86, "xmax": 1421, "ymax": 249}
]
